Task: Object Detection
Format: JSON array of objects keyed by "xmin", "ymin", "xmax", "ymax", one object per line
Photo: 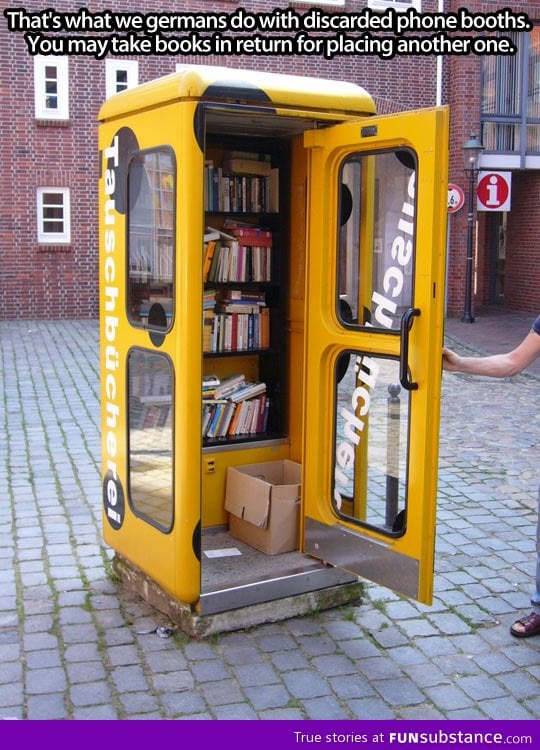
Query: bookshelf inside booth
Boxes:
[{"xmin": 202, "ymin": 137, "xmax": 288, "ymax": 449}]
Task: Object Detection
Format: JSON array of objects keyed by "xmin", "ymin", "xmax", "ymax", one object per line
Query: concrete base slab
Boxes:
[{"xmin": 112, "ymin": 553, "xmax": 363, "ymax": 638}]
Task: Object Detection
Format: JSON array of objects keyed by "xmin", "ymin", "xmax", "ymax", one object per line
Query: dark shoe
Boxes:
[{"xmin": 510, "ymin": 611, "xmax": 540, "ymax": 638}]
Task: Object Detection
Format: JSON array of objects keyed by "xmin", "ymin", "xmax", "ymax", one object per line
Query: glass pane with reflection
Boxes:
[
  {"xmin": 128, "ymin": 349, "xmax": 174, "ymax": 532},
  {"xmin": 334, "ymin": 351, "xmax": 409, "ymax": 536},
  {"xmin": 337, "ymin": 150, "xmax": 416, "ymax": 334},
  {"xmin": 128, "ymin": 149, "xmax": 175, "ymax": 331}
]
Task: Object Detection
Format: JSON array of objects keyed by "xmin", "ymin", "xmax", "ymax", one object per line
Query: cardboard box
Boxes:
[{"xmin": 225, "ymin": 460, "xmax": 301, "ymax": 555}]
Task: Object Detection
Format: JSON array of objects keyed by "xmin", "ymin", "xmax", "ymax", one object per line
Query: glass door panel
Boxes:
[
  {"xmin": 127, "ymin": 348, "xmax": 174, "ymax": 532},
  {"xmin": 334, "ymin": 352, "xmax": 409, "ymax": 536},
  {"xmin": 338, "ymin": 150, "xmax": 416, "ymax": 333}
]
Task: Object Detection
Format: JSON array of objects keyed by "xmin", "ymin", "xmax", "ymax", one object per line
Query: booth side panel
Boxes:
[
  {"xmin": 173, "ymin": 101, "xmax": 205, "ymax": 601},
  {"xmin": 99, "ymin": 102, "xmax": 202, "ymax": 606},
  {"xmin": 99, "ymin": 118, "xmax": 131, "ymax": 566}
]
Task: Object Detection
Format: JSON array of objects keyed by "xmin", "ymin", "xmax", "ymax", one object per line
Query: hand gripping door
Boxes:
[{"xmin": 302, "ymin": 108, "xmax": 449, "ymax": 604}]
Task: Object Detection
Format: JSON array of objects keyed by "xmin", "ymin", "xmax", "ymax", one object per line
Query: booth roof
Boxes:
[{"xmin": 98, "ymin": 64, "xmax": 377, "ymax": 121}]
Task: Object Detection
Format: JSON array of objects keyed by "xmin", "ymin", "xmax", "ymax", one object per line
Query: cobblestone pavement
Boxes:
[{"xmin": 0, "ymin": 317, "xmax": 538, "ymax": 720}]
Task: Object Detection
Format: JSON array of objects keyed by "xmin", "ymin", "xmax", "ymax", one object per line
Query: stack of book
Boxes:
[
  {"xmin": 203, "ymin": 288, "xmax": 270, "ymax": 354},
  {"xmin": 202, "ymin": 374, "xmax": 270, "ymax": 440},
  {"xmin": 204, "ymin": 151, "xmax": 279, "ymax": 213},
  {"xmin": 202, "ymin": 373, "xmax": 220, "ymax": 400},
  {"xmin": 203, "ymin": 226, "xmax": 272, "ymax": 283}
]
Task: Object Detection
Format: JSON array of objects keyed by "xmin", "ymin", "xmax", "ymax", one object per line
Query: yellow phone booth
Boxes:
[{"xmin": 98, "ymin": 66, "xmax": 449, "ymax": 636}]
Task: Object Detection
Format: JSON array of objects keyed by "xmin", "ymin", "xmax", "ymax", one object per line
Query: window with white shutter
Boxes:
[
  {"xmin": 105, "ymin": 60, "xmax": 139, "ymax": 99},
  {"xmin": 37, "ymin": 188, "xmax": 71, "ymax": 244},
  {"xmin": 34, "ymin": 56, "xmax": 69, "ymax": 120}
]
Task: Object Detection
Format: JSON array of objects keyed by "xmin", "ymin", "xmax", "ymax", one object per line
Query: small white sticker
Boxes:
[{"xmin": 204, "ymin": 548, "xmax": 242, "ymax": 559}]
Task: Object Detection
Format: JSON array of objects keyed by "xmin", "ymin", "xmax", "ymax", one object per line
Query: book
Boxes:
[
  {"xmin": 223, "ymin": 289, "xmax": 266, "ymax": 303},
  {"xmin": 218, "ymin": 402, "xmax": 236, "ymax": 437},
  {"xmin": 202, "ymin": 373, "xmax": 221, "ymax": 398},
  {"xmin": 202, "ymin": 406, "xmax": 212, "ymax": 437},
  {"xmin": 205, "ymin": 308, "xmax": 269, "ymax": 353},
  {"xmin": 228, "ymin": 381, "xmax": 266, "ymax": 403},
  {"xmin": 215, "ymin": 304, "xmax": 261, "ymax": 314},
  {"xmin": 228, "ymin": 226, "xmax": 272, "ymax": 242},
  {"xmin": 269, "ymin": 168, "xmax": 279, "ymax": 213},
  {"xmin": 203, "ymin": 241, "xmax": 217, "ymax": 282},
  {"xmin": 205, "ymin": 240, "xmax": 271, "ymax": 283},
  {"xmin": 260, "ymin": 307, "xmax": 270, "ymax": 349},
  {"xmin": 224, "ymin": 150, "xmax": 271, "ymax": 162},
  {"xmin": 202, "ymin": 396, "xmax": 271, "ymax": 439},
  {"xmin": 213, "ymin": 374, "xmax": 246, "ymax": 399},
  {"xmin": 203, "ymin": 289, "xmax": 216, "ymax": 309},
  {"xmin": 206, "ymin": 402, "xmax": 224, "ymax": 438},
  {"xmin": 223, "ymin": 218, "xmax": 270, "ymax": 230},
  {"xmin": 223, "ymin": 158, "xmax": 272, "ymax": 177},
  {"xmin": 204, "ymin": 162, "xmax": 277, "ymax": 213},
  {"xmin": 205, "ymin": 225, "xmax": 236, "ymax": 241},
  {"xmin": 203, "ymin": 374, "xmax": 220, "ymax": 388},
  {"xmin": 201, "ymin": 370, "xmax": 270, "ymax": 440},
  {"xmin": 207, "ymin": 244, "xmax": 221, "ymax": 282}
]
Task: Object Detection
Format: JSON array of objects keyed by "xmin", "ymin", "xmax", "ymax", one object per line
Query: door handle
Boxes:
[{"xmin": 399, "ymin": 307, "xmax": 420, "ymax": 391}]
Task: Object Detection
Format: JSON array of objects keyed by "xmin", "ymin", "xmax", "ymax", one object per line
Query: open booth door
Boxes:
[{"xmin": 302, "ymin": 108, "xmax": 449, "ymax": 604}]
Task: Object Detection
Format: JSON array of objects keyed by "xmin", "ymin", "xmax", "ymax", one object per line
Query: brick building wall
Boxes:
[
  {"xmin": 505, "ymin": 170, "xmax": 540, "ymax": 313},
  {"xmin": 1, "ymin": 0, "xmax": 439, "ymax": 319},
  {"xmin": 444, "ymin": 0, "xmax": 540, "ymax": 317},
  {"xmin": 2, "ymin": 0, "xmax": 539, "ymax": 318}
]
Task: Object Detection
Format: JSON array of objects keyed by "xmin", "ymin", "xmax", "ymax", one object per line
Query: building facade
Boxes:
[
  {"xmin": 445, "ymin": 0, "xmax": 540, "ymax": 317},
  {"xmin": 1, "ymin": 0, "xmax": 538, "ymax": 318}
]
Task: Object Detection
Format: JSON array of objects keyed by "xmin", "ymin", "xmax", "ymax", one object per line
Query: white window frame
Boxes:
[
  {"xmin": 105, "ymin": 59, "xmax": 139, "ymax": 98},
  {"xmin": 34, "ymin": 55, "xmax": 69, "ymax": 120},
  {"xmin": 37, "ymin": 188, "xmax": 71, "ymax": 244},
  {"xmin": 368, "ymin": 0, "xmax": 422, "ymax": 11}
]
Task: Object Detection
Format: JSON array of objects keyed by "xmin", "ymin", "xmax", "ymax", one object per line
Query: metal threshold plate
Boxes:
[{"xmin": 200, "ymin": 528, "xmax": 357, "ymax": 616}]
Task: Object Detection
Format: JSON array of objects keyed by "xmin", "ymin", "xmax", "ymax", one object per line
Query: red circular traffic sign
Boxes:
[{"xmin": 447, "ymin": 183, "xmax": 465, "ymax": 213}]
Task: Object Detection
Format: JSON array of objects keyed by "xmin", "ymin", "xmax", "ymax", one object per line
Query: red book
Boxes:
[{"xmin": 230, "ymin": 227, "xmax": 272, "ymax": 245}]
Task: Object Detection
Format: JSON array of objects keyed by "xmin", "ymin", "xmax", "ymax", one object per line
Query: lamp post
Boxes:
[{"xmin": 461, "ymin": 133, "xmax": 484, "ymax": 323}]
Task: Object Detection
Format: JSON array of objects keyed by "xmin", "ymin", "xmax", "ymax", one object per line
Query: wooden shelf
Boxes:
[{"xmin": 204, "ymin": 348, "xmax": 277, "ymax": 359}]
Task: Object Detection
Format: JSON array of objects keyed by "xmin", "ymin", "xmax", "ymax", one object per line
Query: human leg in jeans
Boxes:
[{"xmin": 510, "ymin": 485, "xmax": 540, "ymax": 637}]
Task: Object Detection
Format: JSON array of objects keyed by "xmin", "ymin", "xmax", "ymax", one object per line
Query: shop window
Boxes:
[
  {"xmin": 37, "ymin": 188, "xmax": 70, "ymax": 243},
  {"xmin": 481, "ymin": 27, "xmax": 540, "ymax": 157},
  {"xmin": 34, "ymin": 55, "xmax": 69, "ymax": 120},
  {"xmin": 105, "ymin": 60, "xmax": 139, "ymax": 98}
]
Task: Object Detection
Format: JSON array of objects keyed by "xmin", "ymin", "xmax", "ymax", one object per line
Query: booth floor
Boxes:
[{"xmin": 201, "ymin": 528, "xmax": 314, "ymax": 592}]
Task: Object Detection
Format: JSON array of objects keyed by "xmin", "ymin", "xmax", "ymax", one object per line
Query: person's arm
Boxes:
[{"xmin": 443, "ymin": 329, "xmax": 540, "ymax": 378}]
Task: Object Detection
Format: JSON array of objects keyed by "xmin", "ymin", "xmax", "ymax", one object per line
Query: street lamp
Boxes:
[{"xmin": 461, "ymin": 132, "xmax": 484, "ymax": 323}]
